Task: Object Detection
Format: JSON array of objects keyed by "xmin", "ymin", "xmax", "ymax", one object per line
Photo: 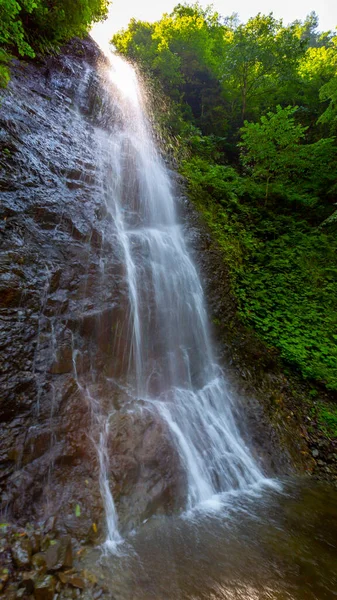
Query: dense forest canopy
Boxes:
[
  {"xmin": 113, "ymin": 4, "xmax": 337, "ymax": 409},
  {"xmin": 0, "ymin": 0, "xmax": 109, "ymax": 85}
]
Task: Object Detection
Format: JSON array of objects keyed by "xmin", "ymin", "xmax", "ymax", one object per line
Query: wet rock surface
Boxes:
[
  {"xmin": 0, "ymin": 37, "xmax": 183, "ymax": 540},
  {"xmin": 108, "ymin": 407, "xmax": 186, "ymax": 532},
  {"xmin": 0, "ymin": 523, "xmax": 112, "ymax": 599}
]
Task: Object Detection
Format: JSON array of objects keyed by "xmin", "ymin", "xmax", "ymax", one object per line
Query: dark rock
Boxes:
[
  {"xmin": 34, "ymin": 574, "xmax": 56, "ymax": 600},
  {"xmin": 12, "ymin": 538, "xmax": 32, "ymax": 568},
  {"xmin": 45, "ymin": 536, "xmax": 72, "ymax": 571},
  {"xmin": 0, "ymin": 36, "xmax": 110, "ymax": 534},
  {"xmin": 29, "ymin": 533, "xmax": 42, "ymax": 555},
  {"xmin": 43, "ymin": 517, "xmax": 57, "ymax": 535},
  {"xmin": 3, "ymin": 582, "xmax": 18, "ymax": 599},
  {"xmin": 108, "ymin": 409, "xmax": 186, "ymax": 531},
  {"xmin": 0, "ymin": 569, "xmax": 9, "ymax": 592},
  {"xmin": 40, "ymin": 536, "xmax": 53, "ymax": 553},
  {"xmin": 31, "ymin": 553, "xmax": 47, "ymax": 572},
  {"xmin": 23, "ymin": 432, "xmax": 51, "ymax": 466},
  {"xmin": 49, "ymin": 329, "xmax": 73, "ymax": 374},
  {"xmin": 67, "ymin": 575, "xmax": 85, "ymax": 589},
  {"xmin": 20, "ymin": 570, "xmax": 37, "ymax": 594}
]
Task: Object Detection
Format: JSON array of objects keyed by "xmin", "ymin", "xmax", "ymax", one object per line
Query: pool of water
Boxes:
[{"xmin": 84, "ymin": 477, "xmax": 337, "ymax": 599}]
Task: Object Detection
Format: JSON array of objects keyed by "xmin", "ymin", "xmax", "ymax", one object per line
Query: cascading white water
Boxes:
[{"xmin": 90, "ymin": 46, "xmax": 266, "ymax": 547}]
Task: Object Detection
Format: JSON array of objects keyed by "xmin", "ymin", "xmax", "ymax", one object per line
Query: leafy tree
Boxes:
[
  {"xmin": 296, "ymin": 37, "xmax": 337, "ymax": 128},
  {"xmin": 240, "ymin": 105, "xmax": 336, "ymax": 204},
  {"xmin": 220, "ymin": 14, "xmax": 306, "ymax": 124},
  {"xmin": 0, "ymin": 0, "xmax": 36, "ymax": 85},
  {"xmin": 318, "ymin": 74, "xmax": 337, "ymax": 133},
  {"xmin": 113, "ymin": 3, "xmax": 227, "ymax": 132},
  {"xmin": 0, "ymin": 0, "xmax": 109, "ymax": 86},
  {"xmin": 240, "ymin": 106, "xmax": 307, "ymax": 201}
]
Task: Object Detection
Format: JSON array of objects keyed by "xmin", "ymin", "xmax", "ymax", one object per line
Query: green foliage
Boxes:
[
  {"xmin": 317, "ymin": 404, "xmax": 337, "ymax": 438},
  {"xmin": 182, "ymin": 154, "xmax": 337, "ymax": 391},
  {"xmin": 0, "ymin": 0, "xmax": 109, "ymax": 85},
  {"xmin": 113, "ymin": 3, "xmax": 228, "ymax": 132},
  {"xmin": 238, "ymin": 230, "xmax": 337, "ymax": 389},
  {"xmin": 181, "ymin": 156, "xmax": 258, "ymax": 272},
  {"xmin": 115, "ymin": 4, "xmax": 337, "ymax": 134},
  {"xmin": 240, "ymin": 106, "xmax": 307, "ymax": 199},
  {"xmin": 0, "ymin": 0, "xmax": 36, "ymax": 85},
  {"xmin": 25, "ymin": 0, "xmax": 109, "ymax": 49},
  {"xmin": 318, "ymin": 73, "xmax": 337, "ymax": 133},
  {"xmin": 310, "ymin": 400, "xmax": 337, "ymax": 438},
  {"xmin": 220, "ymin": 14, "xmax": 306, "ymax": 124},
  {"xmin": 240, "ymin": 105, "xmax": 336, "ymax": 203}
]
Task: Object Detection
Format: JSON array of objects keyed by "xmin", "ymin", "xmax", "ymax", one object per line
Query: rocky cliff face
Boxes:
[
  {"xmin": 2, "ymin": 34, "xmax": 331, "ymax": 548},
  {"xmin": 0, "ymin": 38, "xmax": 185, "ymax": 539}
]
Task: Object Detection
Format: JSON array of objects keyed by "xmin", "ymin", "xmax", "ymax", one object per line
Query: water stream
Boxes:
[
  {"xmin": 82, "ymin": 478, "xmax": 337, "ymax": 599},
  {"xmin": 83, "ymin": 47, "xmax": 271, "ymax": 548}
]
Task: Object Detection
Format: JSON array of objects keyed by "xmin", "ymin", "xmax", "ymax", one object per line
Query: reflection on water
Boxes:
[{"xmin": 84, "ymin": 478, "xmax": 337, "ymax": 599}]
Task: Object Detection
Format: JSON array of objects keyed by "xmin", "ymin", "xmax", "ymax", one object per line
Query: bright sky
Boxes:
[{"xmin": 92, "ymin": 0, "xmax": 337, "ymax": 41}]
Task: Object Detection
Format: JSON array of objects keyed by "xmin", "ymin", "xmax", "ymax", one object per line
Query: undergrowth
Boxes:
[{"xmin": 181, "ymin": 157, "xmax": 337, "ymax": 393}]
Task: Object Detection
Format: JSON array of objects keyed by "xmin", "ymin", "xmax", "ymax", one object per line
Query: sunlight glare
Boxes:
[{"xmin": 91, "ymin": 16, "xmax": 140, "ymax": 105}]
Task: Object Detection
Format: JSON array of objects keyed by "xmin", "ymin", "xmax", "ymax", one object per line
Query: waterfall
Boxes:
[{"xmin": 88, "ymin": 47, "xmax": 265, "ymax": 548}]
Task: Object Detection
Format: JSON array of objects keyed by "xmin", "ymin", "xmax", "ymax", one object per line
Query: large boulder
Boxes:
[{"xmin": 108, "ymin": 408, "xmax": 186, "ymax": 531}]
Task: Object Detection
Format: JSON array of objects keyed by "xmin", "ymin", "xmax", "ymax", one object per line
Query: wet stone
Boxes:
[
  {"xmin": 67, "ymin": 575, "xmax": 85, "ymax": 589},
  {"xmin": 20, "ymin": 570, "xmax": 36, "ymax": 594},
  {"xmin": 43, "ymin": 518, "xmax": 57, "ymax": 535},
  {"xmin": 0, "ymin": 570, "xmax": 9, "ymax": 592},
  {"xmin": 0, "ymin": 39, "xmax": 115, "ymax": 537},
  {"xmin": 3, "ymin": 584, "xmax": 18, "ymax": 600},
  {"xmin": 45, "ymin": 536, "xmax": 72, "ymax": 572},
  {"xmin": 12, "ymin": 538, "xmax": 32, "ymax": 568},
  {"xmin": 31, "ymin": 552, "xmax": 47, "ymax": 572},
  {"xmin": 34, "ymin": 574, "xmax": 56, "ymax": 600},
  {"xmin": 49, "ymin": 329, "xmax": 74, "ymax": 375},
  {"xmin": 81, "ymin": 569, "xmax": 97, "ymax": 585},
  {"xmin": 57, "ymin": 572, "xmax": 68, "ymax": 585},
  {"xmin": 40, "ymin": 536, "xmax": 53, "ymax": 553},
  {"xmin": 29, "ymin": 533, "xmax": 42, "ymax": 555}
]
